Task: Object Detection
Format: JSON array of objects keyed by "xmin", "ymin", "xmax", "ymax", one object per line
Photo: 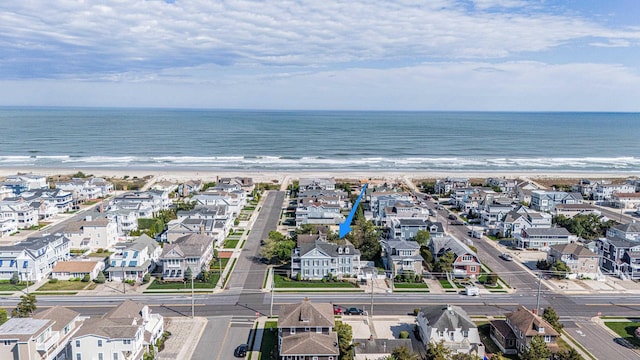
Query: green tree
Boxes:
[
  {"xmin": 420, "ymin": 246, "xmax": 433, "ymax": 267},
  {"xmin": 261, "ymin": 231, "xmax": 296, "ymax": 264},
  {"xmin": 95, "ymin": 271, "xmax": 106, "ymax": 284},
  {"xmin": 346, "ymin": 218, "xmax": 380, "ymax": 261},
  {"xmin": 413, "ymin": 230, "xmax": 431, "ymax": 246},
  {"xmin": 551, "ymin": 260, "xmax": 571, "ymax": 279},
  {"xmin": 391, "ymin": 345, "xmax": 418, "ymax": 360},
  {"xmin": 486, "ymin": 273, "xmax": 499, "ymax": 286},
  {"xmin": 557, "ymin": 348, "xmax": 584, "ymax": 360},
  {"xmin": 433, "ymin": 252, "xmax": 455, "ymax": 274},
  {"xmin": 451, "ymin": 353, "xmax": 481, "ymax": 360},
  {"xmin": 542, "ymin": 306, "xmax": 563, "ymax": 332},
  {"xmin": 335, "ymin": 322, "xmax": 354, "ymax": 360},
  {"xmin": 143, "ymin": 273, "xmax": 151, "ymax": 284},
  {"xmin": 10, "ymin": 272, "xmax": 19, "ymax": 285},
  {"xmin": 185, "ymin": 266, "xmax": 193, "ymax": 280},
  {"xmin": 0, "ymin": 308, "xmax": 8, "ymax": 325},
  {"xmin": 12, "ymin": 294, "xmax": 37, "ymax": 318},
  {"xmin": 521, "ymin": 335, "xmax": 551, "ymax": 360},
  {"xmin": 81, "ymin": 274, "xmax": 90, "ymax": 282},
  {"xmin": 425, "ymin": 340, "xmax": 452, "ymax": 360}
]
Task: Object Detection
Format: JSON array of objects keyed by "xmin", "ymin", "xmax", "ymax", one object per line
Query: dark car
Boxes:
[
  {"xmin": 346, "ymin": 307, "xmax": 364, "ymax": 315},
  {"xmin": 333, "ymin": 305, "xmax": 347, "ymax": 315},
  {"xmin": 234, "ymin": 344, "xmax": 249, "ymax": 357},
  {"xmin": 448, "ymin": 214, "xmax": 457, "ymax": 220},
  {"xmin": 613, "ymin": 337, "xmax": 636, "ymax": 349}
]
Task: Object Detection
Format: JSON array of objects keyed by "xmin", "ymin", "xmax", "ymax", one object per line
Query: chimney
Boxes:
[
  {"xmin": 183, "ymin": 183, "xmax": 188, "ymax": 197},
  {"xmin": 199, "ymin": 222, "xmax": 205, "ymax": 234}
]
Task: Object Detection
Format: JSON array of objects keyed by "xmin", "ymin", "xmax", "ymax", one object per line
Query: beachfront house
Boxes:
[
  {"xmin": 593, "ymin": 183, "xmax": 635, "ymax": 201},
  {"xmin": 416, "ymin": 304, "xmax": 484, "ymax": 358},
  {"xmin": 55, "ymin": 177, "xmax": 114, "ymax": 201},
  {"xmin": 277, "ymin": 298, "xmax": 339, "ymax": 360},
  {"xmin": 2, "ymin": 174, "xmax": 48, "ymax": 195}
]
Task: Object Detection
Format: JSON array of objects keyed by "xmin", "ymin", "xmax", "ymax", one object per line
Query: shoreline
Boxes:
[{"xmin": 1, "ymin": 167, "xmax": 637, "ymax": 184}]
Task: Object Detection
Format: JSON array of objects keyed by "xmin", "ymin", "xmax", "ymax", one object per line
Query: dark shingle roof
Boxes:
[
  {"xmin": 278, "ymin": 299, "xmax": 334, "ymax": 328},
  {"xmin": 419, "ymin": 305, "xmax": 476, "ymax": 332}
]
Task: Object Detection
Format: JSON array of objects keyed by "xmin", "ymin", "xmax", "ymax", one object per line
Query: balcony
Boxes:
[{"xmin": 36, "ymin": 332, "xmax": 60, "ymax": 351}]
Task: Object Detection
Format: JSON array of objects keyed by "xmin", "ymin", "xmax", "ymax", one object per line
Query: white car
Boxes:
[{"xmin": 499, "ymin": 253, "xmax": 513, "ymax": 261}]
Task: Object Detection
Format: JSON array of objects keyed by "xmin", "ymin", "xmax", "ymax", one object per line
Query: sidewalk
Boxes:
[{"xmin": 157, "ymin": 316, "xmax": 208, "ymax": 360}]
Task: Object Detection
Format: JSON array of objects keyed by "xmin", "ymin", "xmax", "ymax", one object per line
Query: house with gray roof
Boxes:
[
  {"xmin": 596, "ymin": 235, "xmax": 640, "ymax": 279},
  {"xmin": 107, "ymin": 234, "xmax": 161, "ymax": 282},
  {"xmin": 416, "ymin": 304, "xmax": 484, "ymax": 358},
  {"xmin": 606, "ymin": 221, "xmax": 640, "ymax": 241},
  {"xmin": 515, "ymin": 227, "xmax": 573, "ymax": 250},
  {"xmin": 490, "ymin": 306, "xmax": 559, "ymax": 356},
  {"xmin": 278, "ymin": 298, "xmax": 339, "ymax": 360},
  {"xmin": 71, "ymin": 300, "xmax": 163, "ymax": 360},
  {"xmin": 431, "ymin": 237, "xmax": 481, "ymax": 278},
  {"xmin": 164, "ymin": 205, "xmax": 230, "ymax": 245},
  {"xmin": 547, "ymin": 243, "xmax": 601, "ymax": 279},
  {"xmin": 159, "ymin": 233, "xmax": 214, "ymax": 281},
  {"xmin": 388, "ymin": 218, "xmax": 444, "ymax": 240},
  {"xmin": 0, "ymin": 233, "xmax": 70, "ymax": 282},
  {"xmin": 530, "ymin": 190, "xmax": 583, "ymax": 212},
  {"xmin": 383, "ymin": 239, "xmax": 423, "ymax": 277},
  {"xmin": 291, "ymin": 239, "xmax": 361, "ymax": 280},
  {"xmin": 62, "ymin": 215, "xmax": 118, "ymax": 250}
]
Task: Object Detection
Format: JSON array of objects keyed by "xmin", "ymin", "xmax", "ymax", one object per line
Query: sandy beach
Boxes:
[{"xmin": 0, "ymin": 167, "xmax": 637, "ymax": 185}]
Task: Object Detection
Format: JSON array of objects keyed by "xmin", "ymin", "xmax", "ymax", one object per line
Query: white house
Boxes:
[
  {"xmin": 51, "ymin": 260, "xmax": 105, "ymax": 281},
  {"xmin": 63, "ymin": 215, "xmax": 118, "ymax": 250},
  {"xmin": 71, "ymin": 300, "xmax": 164, "ymax": 360},
  {"xmin": 416, "ymin": 304, "xmax": 484, "ymax": 358},
  {"xmin": 106, "ymin": 235, "xmax": 162, "ymax": 282},
  {"xmin": 159, "ymin": 234, "xmax": 214, "ymax": 281},
  {"xmin": 0, "ymin": 234, "xmax": 70, "ymax": 282}
]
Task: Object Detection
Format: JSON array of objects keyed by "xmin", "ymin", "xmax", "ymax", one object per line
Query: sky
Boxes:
[{"xmin": 0, "ymin": 0, "xmax": 639, "ymax": 111}]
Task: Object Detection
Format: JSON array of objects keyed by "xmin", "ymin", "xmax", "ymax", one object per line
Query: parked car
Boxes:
[
  {"xmin": 346, "ymin": 307, "xmax": 364, "ymax": 315},
  {"xmin": 448, "ymin": 214, "xmax": 457, "ymax": 220},
  {"xmin": 613, "ymin": 337, "xmax": 636, "ymax": 349},
  {"xmin": 234, "ymin": 344, "xmax": 249, "ymax": 357},
  {"xmin": 499, "ymin": 253, "xmax": 513, "ymax": 261},
  {"xmin": 333, "ymin": 305, "xmax": 347, "ymax": 315}
]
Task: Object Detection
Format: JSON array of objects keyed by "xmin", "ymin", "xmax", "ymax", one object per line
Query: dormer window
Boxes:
[
  {"xmin": 345, "ymin": 247, "xmax": 349, "ymax": 254},
  {"xmin": 338, "ymin": 247, "xmax": 343, "ymax": 254},
  {"xmin": 538, "ymin": 326, "xmax": 544, "ymax": 333}
]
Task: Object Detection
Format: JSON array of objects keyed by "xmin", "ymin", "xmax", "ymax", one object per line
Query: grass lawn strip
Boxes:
[
  {"xmin": 224, "ymin": 239, "xmax": 239, "ymax": 248},
  {"xmin": 438, "ymin": 279, "xmax": 453, "ymax": 289},
  {"xmin": 393, "ymin": 282, "xmax": 428, "ymax": 289},
  {"xmin": 37, "ymin": 280, "xmax": 94, "ymax": 291},
  {"xmin": 604, "ymin": 321, "xmax": 640, "ymax": 347},
  {"xmin": 259, "ymin": 321, "xmax": 278, "ymax": 360},
  {"xmin": 273, "ymin": 274, "xmax": 358, "ymax": 288}
]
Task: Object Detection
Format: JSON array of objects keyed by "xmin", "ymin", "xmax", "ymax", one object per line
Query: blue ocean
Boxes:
[{"xmin": 1, "ymin": 107, "xmax": 639, "ymax": 172}]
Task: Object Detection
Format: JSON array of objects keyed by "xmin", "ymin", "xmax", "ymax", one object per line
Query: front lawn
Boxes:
[
  {"xmin": 258, "ymin": 321, "xmax": 278, "ymax": 360},
  {"xmin": 439, "ymin": 279, "xmax": 453, "ymax": 289},
  {"xmin": 147, "ymin": 274, "xmax": 220, "ymax": 290},
  {"xmin": 87, "ymin": 251, "xmax": 113, "ymax": 257},
  {"xmin": 394, "ymin": 282, "xmax": 429, "ymax": 289},
  {"xmin": 37, "ymin": 280, "xmax": 94, "ymax": 291},
  {"xmin": 273, "ymin": 274, "xmax": 358, "ymax": 288},
  {"xmin": 0, "ymin": 281, "xmax": 28, "ymax": 291},
  {"xmin": 223, "ymin": 239, "xmax": 239, "ymax": 248},
  {"xmin": 605, "ymin": 321, "xmax": 640, "ymax": 347}
]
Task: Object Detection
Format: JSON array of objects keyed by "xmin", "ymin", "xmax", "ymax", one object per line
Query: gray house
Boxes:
[
  {"xmin": 416, "ymin": 304, "xmax": 484, "ymax": 357},
  {"xmin": 291, "ymin": 239, "xmax": 361, "ymax": 280},
  {"xmin": 384, "ymin": 239, "xmax": 423, "ymax": 277}
]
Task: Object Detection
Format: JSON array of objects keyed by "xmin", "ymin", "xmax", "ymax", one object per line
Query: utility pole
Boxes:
[
  {"xmin": 535, "ymin": 272, "xmax": 542, "ymax": 315},
  {"xmin": 191, "ymin": 272, "xmax": 195, "ymax": 319},
  {"xmin": 122, "ymin": 265, "xmax": 126, "ymax": 294},
  {"xmin": 270, "ymin": 268, "xmax": 275, "ymax": 317},
  {"xmin": 370, "ymin": 270, "xmax": 374, "ymax": 316}
]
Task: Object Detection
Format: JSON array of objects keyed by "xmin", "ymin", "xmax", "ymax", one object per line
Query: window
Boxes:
[
  {"xmin": 98, "ymin": 339, "xmax": 102, "ymax": 347},
  {"xmin": 123, "ymin": 339, "xmax": 131, "ymax": 344},
  {"xmin": 77, "ymin": 354, "xmax": 81, "ymax": 360},
  {"xmin": 305, "ymin": 327, "xmax": 310, "ymax": 332},
  {"xmin": 290, "ymin": 327, "xmax": 296, "ymax": 334},
  {"xmin": 113, "ymin": 354, "xmax": 118, "ymax": 360},
  {"xmin": 99, "ymin": 354, "xmax": 104, "ymax": 360},
  {"xmin": 544, "ymin": 335, "xmax": 551, "ymax": 343},
  {"xmin": 76, "ymin": 340, "xmax": 80, "ymax": 347},
  {"xmin": 3, "ymin": 340, "xmax": 12, "ymax": 345},
  {"xmin": 470, "ymin": 266, "xmax": 476, "ymax": 272},
  {"xmin": 316, "ymin": 327, "xmax": 322, "ymax": 333}
]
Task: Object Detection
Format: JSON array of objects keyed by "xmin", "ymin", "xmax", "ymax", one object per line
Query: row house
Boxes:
[
  {"xmin": 291, "ymin": 237, "xmax": 361, "ymax": 280},
  {"xmin": 0, "ymin": 306, "xmax": 84, "ymax": 360},
  {"xmin": 611, "ymin": 192, "xmax": 640, "ymax": 209},
  {"xmin": 71, "ymin": 300, "xmax": 164, "ymax": 360},
  {"xmin": 383, "ymin": 239, "xmax": 423, "ymax": 277},
  {"xmin": 299, "ymin": 177, "xmax": 336, "ymax": 191},
  {"xmin": 435, "ymin": 177, "xmax": 470, "ymax": 195},
  {"xmin": 515, "ymin": 227, "xmax": 573, "ymax": 250},
  {"xmin": 159, "ymin": 233, "xmax": 214, "ymax": 281},
  {"xmin": 416, "ymin": 305, "xmax": 484, "ymax": 358},
  {"xmin": 0, "ymin": 234, "xmax": 70, "ymax": 282},
  {"xmin": 498, "ymin": 206, "xmax": 551, "ymax": 238},
  {"xmin": 388, "ymin": 218, "xmax": 444, "ymax": 240},
  {"xmin": 431, "ymin": 237, "xmax": 481, "ymax": 278},
  {"xmin": 530, "ymin": 190, "xmax": 583, "ymax": 212},
  {"xmin": 547, "ymin": 243, "xmax": 600, "ymax": 279},
  {"xmin": 490, "ymin": 306, "xmax": 559, "ymax": 356},
  {"xmin": 2, "ymin": 174, "xmax": 47, "ymax": 195},
  {"xmin": 278, "ymin": 299, "xmax": 339, "ymax": 360},
  {"xmin": 62, "ymin": 215, "xmax": 118, "ymax": 250},
  {"xmin": 106, "ymin": 235, "xmax": 161, "ymax": 282},
  {"xmin": 54, "ymin": 177, "xmax": 114, "ymax": 201},
  {"xmin": 593, "ymin": 183, "xmax": 635, "ymax": 201},
  {"xmin": 596, "ymin": 233, "xmax": 640, "ymax": 280}
]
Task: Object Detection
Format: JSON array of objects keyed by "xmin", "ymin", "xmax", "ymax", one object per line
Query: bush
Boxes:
[
  {"xmin": 413, "ymin": 308, "xmax": 420, "ymax": 316},
  {"xmin": 49, "ymin": 278, "xmax": 59, "ymax": 284},
  {"xmin": 296, "ymin": 273, "xmax": 302, "ymax": 281},
  {"xmin": 143, "ymin": 273, "xmax": 151, "ymax": 284},
  {"xmin": 10, "ymin": 272, "xmax": 19, "ymax": 285},
  {"xmin": 82, "ymin": 274, "xmax": 90, "ymax": 282},
  {"xmin": 399, "ymin": 330, "xmax": 410, "ymax": 339},
  {"xmin": 94, "ymin": 272, "xmax": 106, "ymax": 284},
  {"xmin": 96, "ymin": 248, "xmax": 104, "ymax": 253}
]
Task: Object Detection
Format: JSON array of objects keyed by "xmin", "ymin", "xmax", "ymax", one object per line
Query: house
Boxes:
[
  {"xmin": 110, "ymin": 191, "xmax": 169, "ymax": 218},
  {"xmin": 485, "ymin": 178, "xmax": 518, "ymax": 194},
  {"xmin": 430, "ymin": 237, "xmax": 481, "ymax": 278},
  {"xmin": 606, "ymin": 222, "xmax": 640, "ymax": 241},
  {"xmin": 62, "ymin": 215, "xmax": 118, "ymax": 250},
  {"xmin": 383, "ymin": 240, "xmax": 423, "ymax": 277},
  {"xmin": 416, "ymin": 304, "xmax": 484, "ymax": 358},
  {"xmin": 530, "ymin": 191, "xmax": 583, "ymax": 212},
  {"xmin": 299, "ymin": 178, "xmax": 336, "ymax": 191},
  {"xmin": 596, "ymin": 236, "xmax": 640, "ymax": 280},
  {"xmin": 0, "ymin": 306, "xmax": 84, "ymax": 360},
  {"xmin": 611, "ymin": 192, "xmax": 640, "ymax": 209},
  {"xmin": 71, "ymin": 300, "xmax": 164, "ymax": 360},
  {"xmin": 55, "ymin": 177, "xmax": 114, "ymax": 201},
  {"xmin": 388, "ymin": 218, "xmax": 443, "ymax": 240},
  {"xmin": 159, "ymin": 233, "xmax": 214, "ymax": 281},
  {"xmin": 0, "ymin": 234, "xmax": 70, "ymax": 282},
  {"xmin": 2, "ymin": 174, "xmax": 48, "ymax": 195},
  {"xmin": 192, "ymin": 189, "xmax": 246, "ymax": 217},
  {"xmin": 105, "ymin": 208, "xmax": 140, "ymax": 236},
  {"xmin": 277, "ymin": 298, "xmax": 339, "ymax": 360},
  {"xmin": 177, "ymin": 180, "xmax": 203, "ymax": 197},
  {"xmin": 291, "ymin": 238, "xmax": 361, "ymax": 280},
  {"xmin": 354, "ymin": 338, "xmax": 413, "ymax": 360},
  {"xmin": 0, "ymin": 201, "xmax": 38, "ymax": 231},
  {"xmin": 51, "ymin": 260, "xmax": 104, "ymax": 281},
  {"xmin": 490, "ymin": 306, "xmax": 559, "ymax": 355},
  {"xmin": 547, "ymin": 243, "xmax": 600, "ymax": 279},
  {"xmin": 515, "ymin": 227, "xmax": 573, "ymax": 250},
  {"xmin": 553, "ymin": 203, "xmax": 601, "ymax": 218},
  {"xmin": 435, "ymin": 177, "xmax": 470, "ymax": 195},
  {"xmin": 498, "ymin": 206, "xmax": 551, "ymax": 238},
  {"xmin": 295, "ymin": 203, "xmax": 343, "ymax": 227},
  {"xmin": 106, "ymin": 234, "xmax": 162, "ymax": 282},
  {"xmin": 593, "ymin": 183, "xmax": 635, "ymax": 201}
]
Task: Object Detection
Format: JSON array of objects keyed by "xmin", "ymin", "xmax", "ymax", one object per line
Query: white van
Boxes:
[{"xmin": 465, "ymin": 285, "xmax": 480, "ymax": 296}]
